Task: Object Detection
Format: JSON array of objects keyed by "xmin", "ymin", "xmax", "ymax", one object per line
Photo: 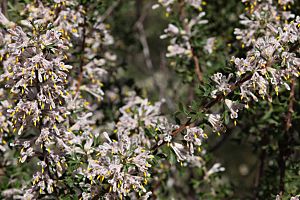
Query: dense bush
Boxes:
[{"xmin": 0, "ymin": 0, "xmax": 299, "ymax": 199}]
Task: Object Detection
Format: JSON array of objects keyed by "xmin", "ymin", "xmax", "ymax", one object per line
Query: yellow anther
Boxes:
[
  {"xmin": 245, "ymin": 104, "xmax": 249, "ymax": 109},
  {"xmin": 275, "ymin": 86, "xmax": 279, "ymax": 96}
]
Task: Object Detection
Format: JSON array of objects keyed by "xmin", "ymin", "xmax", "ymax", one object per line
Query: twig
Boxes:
[
  {"xmin": 192, "ymin": 49, "xmax": 203, "ymax": 82},
  {"xmin": 203, "ymin": 73, "xmax": 252, "ymax": 110},
  {"xmin": 135, "ymin": 2, "xmax": 153, "ymax": 70},
  {"xmin": 178, "ymin": 0, "xmax": 203, "ymax": 83},
  {"xmin": 0, "ymin": 0, "xmax": 7, "ymax": 17},
  {"xmin": 285, "ymin": 79, "xmax": 295, "ymax": 133},
  {"xmin": 278, "ymin": 78, "xmax": 295, "ymax": 193},
  {"xmin": 254, "ymin": 148, "xmax": 266, "ymax": 199},
  {"xmin": 151, "ymin": 118, "xmax": 192, "ymax": 151},
  {"xmin": 98, "ymin": 0, "xmax": 121, "ymax": 23},
  {"xmin": 134, "ymin": 1, "xmax": 164, "ymax": 98}
]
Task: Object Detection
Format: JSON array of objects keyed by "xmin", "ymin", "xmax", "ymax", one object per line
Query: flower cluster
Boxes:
[
  {"xmin": 207, "ymin": 0, "xmax": 299, "ymax": 134},
  {"xmin": 66, "ymin": 96, "xmax": 165, "ymax": 198},
  {"xmin": 234, "ymin": 0, "xmax": 295, "ymax": 47},
  {"xmin": 0, "ymin": 13, "xmax": 79, "ymax": 196},
  {"xmin": 157, "ymin": 5, "xmax": 208, "ymax": 59},
  {"xmin": 153, "ymin": 0, "xmax": 204, "ymax": 13},
  {"xmin": 1, "ymin": 0, "xmax": 120, "ymax": 197},
  {"xmin": 66, "ymin": 93, "xmax": 215, "ymax": 199}
]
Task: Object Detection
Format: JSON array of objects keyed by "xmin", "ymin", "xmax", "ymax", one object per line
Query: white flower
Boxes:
[
  {"xmin": 225, "ymin": 99, "xmax": 244, "ymax": 119},
  {"xmin": 211, "ymin": 73, "xmax": 233, "ymax": 98},
  {"xmin": 207, "ymin": 114, "xmax": 224, "ymax": 133},
  {"xmin": 204, "ymin": 37, "xmax": 215, "ymax": 54},
  {"xmin": 205, "ymin": 163, "xmax": 225, "ymax": 178}
]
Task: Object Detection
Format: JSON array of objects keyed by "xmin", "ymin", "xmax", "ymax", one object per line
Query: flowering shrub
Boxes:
[{"xmin": 0, "ymin": 0, "xmax": 299, "ymax": 199}]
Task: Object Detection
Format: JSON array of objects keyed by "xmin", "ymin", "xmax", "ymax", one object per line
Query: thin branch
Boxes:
[
  {"xmin": 285, "ymin": 79, "xmax": 295, "ymax": 133},
  {"xmin": 254, "ymin": 148, "xmax": 266, "ymax": 199},
  {"xmin": 192, "ymin": 49, "xmax": 203, "ymax": 82},
  {"xmin": 278, "ymin": 78, "xmax": 295, "ymax": 193},
  {"xmin": 203, "ymin": 73, "xmax": 252, "ymax": 110},
  {"xmin": 134, "ymin": 1, "xmax": 164, "ymax": 98},
  {"xmin": 178, "ymin": 0, "xmax": 203, "ymax": 83},
  {"xmin": 0, "ymin": 0, "xmax": 7, "ymax": 17},
  {"xmin": 151, "ymin": 118, "xmax": 192, "ymax": 151},
  {"xmin": 98, "ymin": 0, "xmax": 121, "ymax": 23},
  {"xmin": 135, "ymin": 2, "xmax": 153, "ymax": 70}
]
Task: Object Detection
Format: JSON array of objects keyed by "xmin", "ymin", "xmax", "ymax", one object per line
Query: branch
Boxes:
[
  {"xmin": 151, "ymin": 118, "xmax": 192, "ymax": 151},
  {"xmin": 0, "ymin": 0, "xmax": 7, "ymax": 17},
  {"xmin": 278, "ymin": 78, "xmax": 295, "ymax": 193},
  {"xmin": 178, "ymin": 0, "xmax": 203, "ymax": 83},
  {"xmin": 203, "ymin": 73, "xmax": 252, "ymax": 110},
  {"xmin": 192, "ymin": 49, "xmax": 203, "ymax": 82},
  {"xmin": 98, "ymin": 0, "xmax": 121, "ymax": 23},
  {"xmin": 285, "ymin": 79, "xmax": 295, "ymax": 133},
  {"xmin": 134, "ymin": 1, "xmax": 153, "ymax": 70},
  {"xmin": 254, "ymin": 133, "xmax": 268, "ymax": 198},
  {"xmin": 254, "ymin": 149, "xmax": 266, "ymax": 198}
]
